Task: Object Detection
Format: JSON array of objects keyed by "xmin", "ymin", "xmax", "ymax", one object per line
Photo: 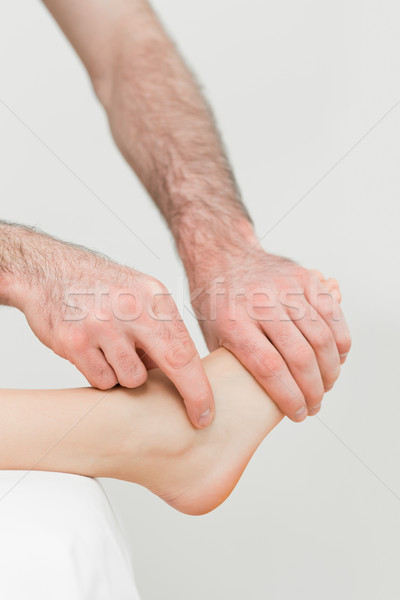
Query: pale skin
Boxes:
[
  {"xmin": 0, "ymin": 280, "xmax": 341, "ymax": 516},
  {"xmin": 0, "ymin": 349, "xmax": 282, "ymax": 517},
  {"xmin": 0, "ymin": 0, "xmax": 351, "ymax": 428}
]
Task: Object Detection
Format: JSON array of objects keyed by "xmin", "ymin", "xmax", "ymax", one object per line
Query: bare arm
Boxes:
[
  {"xmin": 42, "ymin": 0, "xmax": 252, "ymax": 247},
  {"xmin": 42, "ymin": 0, "xmax": 351, "ymax": 421}
]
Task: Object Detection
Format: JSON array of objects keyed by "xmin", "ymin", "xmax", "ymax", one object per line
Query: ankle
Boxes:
[{"xmin": 104, "ymin": 384, "xmax": 197, "ymax": 486}]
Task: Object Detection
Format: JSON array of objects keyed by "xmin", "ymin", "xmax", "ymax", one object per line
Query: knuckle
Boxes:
[
  {"xmin": 312, "ymin": 329, "xmax": 332, "ymax": 352},
  {"xmin": 273, "ymin": 325, "xmax": 292, "ymax": 345},
  {"xmin": 119, "ymin": 367, "xmax": 148, "ymax": 388},
  {"xmin": 116, "ymin": 347, "xmax": 135, "ymax": 367},
  {"xmin": 88, "ymin": 308, "xmax": 111, "ymax": 325},
  {"xmin": 154, "ymin": 322, "xmax": 173, "ymax": 346},
  {"xmin": 259, "ymin": 350, "xmax": 285, "ymax": 378},
  {"xmin": 292, "ymin": 345, "xmax": 314, "ymax": 370},
  {"xmin": 93, "ymin": 369, "xmax": 117, "ymax": 390},
  {"xmin": 225, "ymin": 336, "xmax": 286, "ymax": 379},
  {"xmin": 151, "ymin": 293, "xmax": 177, "ymax": 321},
  {"xmin": 157, "ymin": 319, "xmax": 188, "ymax": 343},
  {"xmin": 115, "ymin": 293, "xmax": 138, "ymax": 319},
  {"xmin": 145, "ymin": 277, "xmax": 167, "ymax": 297},
  {"xmin": 164, "ymin": 339, "xmax": 197, "ymax": 371},
  {"xmin": 315, "ymin": 293, "xmax": 334, "ymax": 313},
  {"xmin": 84, "ymin": 355, "xmax": 117, "ymax": 389},
  {"xmin": 230, "ymin": 337, "xmax": 285, "ymax": 377}
]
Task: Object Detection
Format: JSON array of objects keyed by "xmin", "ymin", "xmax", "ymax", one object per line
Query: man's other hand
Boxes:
[{"xmin": 188, "ymin": 249, "xmax": 351, "ymax": 422}]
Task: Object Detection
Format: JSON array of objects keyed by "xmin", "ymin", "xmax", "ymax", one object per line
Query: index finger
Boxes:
[{"xmin": 138, "ymin": 323, "xmax": 215, "ymax": 429}]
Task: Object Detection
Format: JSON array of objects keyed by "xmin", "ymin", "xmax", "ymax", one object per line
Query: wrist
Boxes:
[{"xmin": 178, "ymin": 215, "xmax": 259, "ymax": 277}]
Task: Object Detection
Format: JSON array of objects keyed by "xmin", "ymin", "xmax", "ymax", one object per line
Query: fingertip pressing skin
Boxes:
[
  {"xmin": 138, "ymin": 335, "xmax": 215, "ymax": 429},
  {"xmin": 197, "ymin": 407, "xmax": 214, "ymax": 428},
  {"xmin": 183, "ymin": 379, "xmax": 215, "ymax": 429}
]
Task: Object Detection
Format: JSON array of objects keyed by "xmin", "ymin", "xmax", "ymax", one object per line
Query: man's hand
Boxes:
[
  {"xmin": 0, "ymin": 223, "xmax": 214, "ymax": 428},
  {"xmin": 187, "ymin": 246, "xmax": 351, "ymax": 422}
]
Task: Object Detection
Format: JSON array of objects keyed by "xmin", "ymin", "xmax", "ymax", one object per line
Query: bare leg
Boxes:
[{"xmin": 0, "ymin": 349, "xmax": 282, "ymax": 515}]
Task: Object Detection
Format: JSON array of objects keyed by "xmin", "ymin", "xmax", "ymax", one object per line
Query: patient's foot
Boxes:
[
  {"xmin": 107, "ymin": 274, "xmax": 342, "ymax": 516},
  {"xmin": 111, "ymin": 349, "xmax": 283, "ymax": 515},
  {"xmin": 2, "ymin": 275, "xmax": 341, "ymax": 515}
]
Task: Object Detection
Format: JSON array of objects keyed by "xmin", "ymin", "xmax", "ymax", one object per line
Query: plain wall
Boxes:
[{"xmin": 0, "ymin": 1, "xmax": 399, "ymax": 598}]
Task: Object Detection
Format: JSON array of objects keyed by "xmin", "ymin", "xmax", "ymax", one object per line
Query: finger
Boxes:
[
  {"xmin": 330, "ymin": 287, "xmax": 341, "ymax": 304},
  {"xmin": 101, "ymin": 339, "xmax": 148, "ymax": 388},
  {"xmin": 137, "ymin": 323, "xmax": 214, "ymax": 429},
  {"xmin": 324, "ymin": 277, "xmax": 342, "ymax": 303},
  {"xmin": 309, "ymin": 269, "xmax": 325, "ymax": 282},
  {"xmin": 72, "ymin": 347, "xmax": 118, "ymax": 390},
  {"xmin": 223, "ymin": 325, "xmax": 308, "ymax": 422},
  {"xmin": 310, "ymin": 270, "xmax": 342, "ymax": 303},
  {"xmin": 260, "ymin": 318, "xmax": 324, "ymax": 413},
  {"xmin": 289, "ymin": 301, "xmax": 341, "ymax": 391},
  {"xmin": 137, "ymin": 348, "xmax": 158, "ymax": 370},
  {"xmin": 306, "ymin": 281, "xmax": 351, "ymax": 364}
]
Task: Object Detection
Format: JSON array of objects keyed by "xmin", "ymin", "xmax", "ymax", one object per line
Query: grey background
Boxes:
[{"xmin": 1, "ymin": 1, "xmax": 399, "ymax": 598}]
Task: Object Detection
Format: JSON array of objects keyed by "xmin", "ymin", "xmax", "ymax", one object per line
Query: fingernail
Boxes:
[
  {"xmin": 340, "ymin": 353, "xmax": 348, "ymax": 362},
  {"xmin": 294, "ymin": 406, "xmax": 307, "ymax": 422},
  {"xmin": 309, "ymin": 403, "xmax": 321, "ymax": 415},
  {"xmin": 197, "ymin": 408, "xmax": 213, "ymax": 428}
]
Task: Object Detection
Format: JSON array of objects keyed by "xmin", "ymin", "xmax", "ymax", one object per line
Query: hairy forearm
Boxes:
[
  {"xmin": 42, "ymin": 0, "xmax": 257, "ymax": 270},
  {"xmin": 0, "ymin": 221, "xmax": 52, "ymax": 307},
  {"xmin": 0, "ymin": 221, "xmax": 105, "ymax": 308},
  {"xmin": 103, "ymin": 4, "xmax": 255, "ymax": 256}
]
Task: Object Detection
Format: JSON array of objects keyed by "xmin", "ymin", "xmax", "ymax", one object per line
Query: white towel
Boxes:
[{"xmin": 0, "ymin": 471, "xmax": 141, "ymax": 600}]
